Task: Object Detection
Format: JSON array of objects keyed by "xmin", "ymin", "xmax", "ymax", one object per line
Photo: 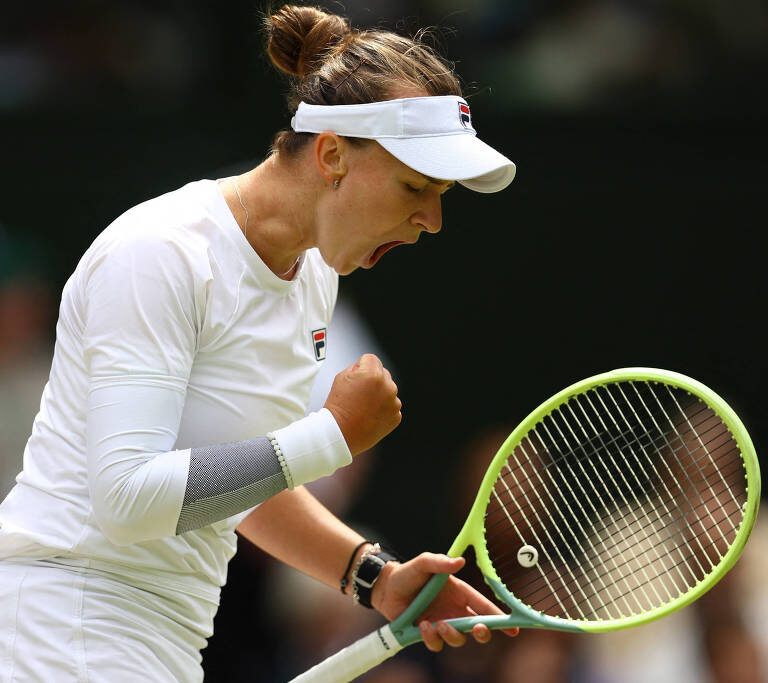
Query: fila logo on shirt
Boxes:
[
  {"xmin": 312, "ymin": 328, "xmax": 327, "ymax": 361},
  {"xmin": 458, "ymin": 102, "xmax": 471, "ymax": 128}
]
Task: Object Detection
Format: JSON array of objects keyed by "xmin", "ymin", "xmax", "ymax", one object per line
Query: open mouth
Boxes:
[{"xmin": 367, "ymin": 241, "xmax": 406, "ymax": 267}]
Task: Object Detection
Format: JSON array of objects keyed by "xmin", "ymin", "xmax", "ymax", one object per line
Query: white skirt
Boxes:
[{"xmin": 0, "ymin": 561, "xmax": 210, "ymax": 683}]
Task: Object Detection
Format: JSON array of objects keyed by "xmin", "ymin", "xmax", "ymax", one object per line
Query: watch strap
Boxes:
[{"xmin": 353, "ymin": 546, "xmax": 398, "ymax": 609}]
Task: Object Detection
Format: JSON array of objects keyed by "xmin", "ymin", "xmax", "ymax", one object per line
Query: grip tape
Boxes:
[{"xmin": 289, "ymin": 625, "xmax": 403, "ymax": 682}]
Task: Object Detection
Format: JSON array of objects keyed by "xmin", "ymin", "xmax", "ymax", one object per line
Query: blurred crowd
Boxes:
[
  {"xmin": 0, "ymin": 229, "xmax": 53, "ymax": 499},
  {"xmin": 2, "ymin": 1, "xmax": 766, "ymax": 113}
]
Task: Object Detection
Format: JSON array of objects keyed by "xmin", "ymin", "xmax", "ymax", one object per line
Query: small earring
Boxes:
[{"xmin": 333, "ymin": 179, "xmax": 340, "ymax": 190}]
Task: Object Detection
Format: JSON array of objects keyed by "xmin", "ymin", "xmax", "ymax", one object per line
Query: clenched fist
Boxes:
[{"xmin": 324, "ymin": 353, "xmax": 402, "ymax": 456}]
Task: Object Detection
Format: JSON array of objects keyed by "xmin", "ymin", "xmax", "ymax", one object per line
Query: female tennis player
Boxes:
[{"xmin": 0, "ymin": 5, "xmax": 517, "ymax": 680}]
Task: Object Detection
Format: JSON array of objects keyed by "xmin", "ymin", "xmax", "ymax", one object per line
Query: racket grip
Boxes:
[{"xmin": 288, "ymin": 625, "xmax": 403, "ymax": 683}]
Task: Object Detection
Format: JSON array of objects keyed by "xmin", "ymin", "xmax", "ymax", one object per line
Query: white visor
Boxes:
[{"xmin": 290, "ymin": 96, "xmax": 516, "ymax": 193}]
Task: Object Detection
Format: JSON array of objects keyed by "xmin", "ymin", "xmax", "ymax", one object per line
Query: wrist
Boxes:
[
  {"xmin": 370, "ymin": 558, "xmax": 398, "ymax": 613},
  {"xmin": 270, "ymin": 409, "xmax": 352, "ymax": 487},
  {"xmin": 350, "ymin": 543, "xmax": 399, "ymax": 609},
  {"xmin": 323, "ymin": 404, "xmax": 354, "ymax": 454},
  {"xmin": 341, "ymin": 541, "xmax": 373, "ymax": 596}
]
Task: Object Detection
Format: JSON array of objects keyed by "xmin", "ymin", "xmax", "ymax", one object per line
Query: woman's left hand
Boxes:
[{"xmin": 371, "ymin": 552, "xmax": 519, "ymax": 652}]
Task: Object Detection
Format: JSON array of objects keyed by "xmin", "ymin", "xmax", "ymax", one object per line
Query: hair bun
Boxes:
[{"xmin": 267, "ymin": 5, "xmax": 351, "ymax": 78}]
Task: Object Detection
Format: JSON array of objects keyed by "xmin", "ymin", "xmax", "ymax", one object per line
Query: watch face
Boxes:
[{"xmin": 353, "ymin": 549, "xmax": 397, "ymax": 607}]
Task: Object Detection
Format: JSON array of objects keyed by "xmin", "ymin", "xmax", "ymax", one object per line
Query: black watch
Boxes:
[{"xmin": 353, "ymin": 546, "xmax": 398, "ymax": 609}]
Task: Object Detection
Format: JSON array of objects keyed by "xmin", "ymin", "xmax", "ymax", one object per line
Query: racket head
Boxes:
[{"xmin": 459, "ymin": 368, "xmax": 759, "ymax": 633}]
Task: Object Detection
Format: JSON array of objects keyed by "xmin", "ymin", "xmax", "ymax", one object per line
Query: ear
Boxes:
[{"xmin": 314, "ymin": 132, "xmax": 348, "ymax": 186}]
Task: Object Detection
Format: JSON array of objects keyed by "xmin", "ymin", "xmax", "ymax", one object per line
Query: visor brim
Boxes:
[{"xmin": 376, "ymin": 134, "xmax": 516, "ymax": 193}]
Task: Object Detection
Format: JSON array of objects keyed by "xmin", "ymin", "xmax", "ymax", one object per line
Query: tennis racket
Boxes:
[{"xmin": 291, "ymin": 368, "xmax": 760, "ymax": 682}]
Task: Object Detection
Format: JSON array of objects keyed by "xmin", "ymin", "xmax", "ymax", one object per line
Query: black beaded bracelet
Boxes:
[{"xmin": 340, "ymin": 540, "xmax": 371, "ymax": 594}]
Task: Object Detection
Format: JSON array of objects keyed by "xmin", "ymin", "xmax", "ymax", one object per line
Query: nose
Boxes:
[{"xmin": 412, "ymin": 193, "xmax": 442, "ymax": 234}]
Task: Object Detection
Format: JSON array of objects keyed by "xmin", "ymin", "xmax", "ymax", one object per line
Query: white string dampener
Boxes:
[{"xmin": 517, "ymin": 544, "xmax": 538, "ymax": 568}]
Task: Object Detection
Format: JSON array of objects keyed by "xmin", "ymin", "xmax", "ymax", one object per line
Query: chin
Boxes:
[
  {"xmin": 332, "ymin": 261, "xmax": 360, "ymax": 276},
  {"xmin": 317, "ymin": 249, "xmax": 352, "ymax": 275}
]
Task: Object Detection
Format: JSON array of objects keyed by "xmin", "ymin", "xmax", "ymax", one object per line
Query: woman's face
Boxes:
[{"xmin": 316, "ymin": 140, "xmax": 454, "ymax": 275}]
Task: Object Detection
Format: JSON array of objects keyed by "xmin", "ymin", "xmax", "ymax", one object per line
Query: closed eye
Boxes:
[{"xmin": 405, "ymin": 180, "xmax": 455, "ymax": 195}]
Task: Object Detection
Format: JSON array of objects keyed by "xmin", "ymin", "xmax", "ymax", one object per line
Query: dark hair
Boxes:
[{"xmin": 264, "ymin": 4, "xmax": 462, "ymax": 155}]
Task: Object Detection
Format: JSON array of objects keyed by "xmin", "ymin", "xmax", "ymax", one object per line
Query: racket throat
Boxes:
[{"xmin": 390, "ymin": 572, "xmax": 452, "ymax": 642}]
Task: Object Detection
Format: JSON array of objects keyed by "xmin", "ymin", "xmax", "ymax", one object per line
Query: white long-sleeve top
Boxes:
[{"xmin": 0, "ymin": 179, "xmax": 350, "ymax": 608}]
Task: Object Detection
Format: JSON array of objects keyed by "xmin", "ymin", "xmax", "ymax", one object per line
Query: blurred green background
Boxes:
[{"xmin": 1, "ymin": 1, "xmax": 767, "ymax": 681}]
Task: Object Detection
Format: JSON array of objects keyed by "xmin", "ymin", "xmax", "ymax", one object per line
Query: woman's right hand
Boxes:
[{"xmin": 324, "ymin": 353, "xmax": 402, "ymax": 456}]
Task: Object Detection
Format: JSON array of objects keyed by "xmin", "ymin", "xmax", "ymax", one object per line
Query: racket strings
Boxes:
[
  {"xmin": 483, "ymin": 381, "xmax": 747, "ymax": 622},
  {"xmin": 540, "ymin": 385, "xmax": 739, "ymax": 616},
  {"xmin": 484, "ymin": 416, "xmax": 743, "ymax": 556},
  {"xmin": 536, "ymin": 400, "xmax": 704, "ymax": 599},
  {"xmin": 652, "ymin": 383, "xmax": 743, "ymax": 534},
  {"xmin": 502, "ymin": 424, "xmax": 676, "ymax": 616},
  {"xmin": 495, "ymin": 434, "xmax": 649, "ymax": 618},
  {"xmin": 556, "ymin": 384, "xmax": 740, "ymax": 616},
  {"xmin": 491, "ymin": 489, "xmax": 739, "ymax": 615},
  {"xmin": 482, "ymin": 396, "xmax": 728, "ymax": 525},
  {"xmin": 487, "ymin": 392, "xmax": 738, "ymax": 552},
  {"xmin": 611, "ymin": 384, "xmax": 740, "ymax": 574},
  {"xmin": 493, "ymin": 508, "xmax": 740, "ymax": 619},
  {"xmin": 489, "ymin": 448, "xmax": 741, "ymax": 574},
  {"xmin": 490, "ymin": 460, "xmax": 743, "ymax": 620},
  {"xmin": 489, "ymin": 457, "xmax": 743, "ymax": 583},
  {"xmin": 627, "ymin": 383, "xmax": 740, "ymax": 541},
  {"xmin": 493, "ymin": 464, "xmax": 595, "ymax": 618},
  {"xmin": 485, "ymin": 410, "xmax": 740, "ymax": 583}
]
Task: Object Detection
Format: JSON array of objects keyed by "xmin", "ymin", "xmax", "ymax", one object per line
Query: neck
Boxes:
[{"xmin": 224, "ymin": 154, "xmax": 318, "ymax": 280}]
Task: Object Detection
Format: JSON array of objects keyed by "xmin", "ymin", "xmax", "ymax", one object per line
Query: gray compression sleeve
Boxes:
[{"xmin": 175, "ymin": 437, "xmax": 287, "ymax": 534}]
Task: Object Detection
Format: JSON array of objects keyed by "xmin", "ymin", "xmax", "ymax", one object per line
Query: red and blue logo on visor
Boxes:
[{"xmin": 458, "ymin": 102, "xmax": 471, "ymax": 128}]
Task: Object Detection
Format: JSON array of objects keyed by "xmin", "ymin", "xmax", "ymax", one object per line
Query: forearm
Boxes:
[
  {"xmin": 236, "ymin": 486, "xmax": 371, "ymax": 593},
  {"xmin": 87, "ymin": 381, "xmax": 351, "ymax": 545}
]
